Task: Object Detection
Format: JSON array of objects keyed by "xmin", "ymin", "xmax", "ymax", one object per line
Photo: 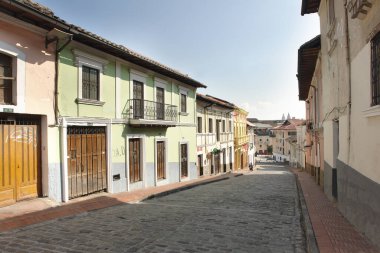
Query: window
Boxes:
[
  {"xmin": 371, "ymin": 32, "xmax": 380, "ymax": 106},
  {"xmin": 73, "ymin": 49, "xmax": 108, "ymax": 105},
  {"xmin": 229, "ymin": 120, "xmax": 232, "ymax": 132},
  {"xmin": 0, "ymin": 53, "xmax": 14, "ymax": 104},
  {"xmin": 209, "ymin": 118, "xmax": 213, "ymax": 133},
  {"xmin": 222, "ymin": 120, "xmax": 225, "ymax": 132},
  {"xmin": 82, "ymin": 66, "xmax": 99, "ymax": 100},
  {"xmin": 197, "ymin": 117, "xmax": 202, "ymax": 133},
  {"xmin": 181, "ymin": 93, "xmax": 187, "ymax": 113}
]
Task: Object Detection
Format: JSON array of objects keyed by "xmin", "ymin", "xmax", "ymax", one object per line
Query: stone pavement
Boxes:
[
  {"xmin": 0, "ymin": 173, "xmax": 230, "ymax": 232},
  {"xmin": 292, "ymin": 168, "xmax": 379, "ymax": 253},
  {"xmin": 0, "ymin": 165, "xmax": 306, "ymax": 253}
]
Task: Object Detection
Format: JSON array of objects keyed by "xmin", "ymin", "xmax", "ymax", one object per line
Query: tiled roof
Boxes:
[
  {"xmin": 4, "ymin": 0, "xmax": 206, "ymax": 88},
  {"xmin": 297, "ymin": 35, "xmax": 321, "ymax": 101},
  {"xmin": 196, "ymin": 93, "xmax": 235, "ymax": 109},
  {"xmin": 301, "ymin": 0, "xmax": 321, "ymax": 15},
  {"xmin": 272, "ymin": 119, "xmax": 305, "ymax": 131}
]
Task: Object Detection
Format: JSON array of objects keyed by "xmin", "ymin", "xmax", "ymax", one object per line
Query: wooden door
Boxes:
[
  {"xmin": 180, "ymin": 144, "xmax": 188, "ymax": 178},
  {"xmin": 129, "ymin": 138, "xmax": 141, "ymax": 183},
  {"xmin": 215, "ymin": 153, "xmax": 220, "ymax": 174},
  {"xmin": 223, "ymin": 149, "xmax": 226, "ymax": 172},
  {"xmin": 156, "ymin": 87, "xmax": 165, "ymax": 120},
  {"xmin": 197, "ymin": 155, "xmax": 203, "ymax": 176},
  {"xmin": 67, "ymin": 127, "xmax": 107, "ymax": 199},
  {"xmin": 157, "ymin": 141, "xmax": 165, "ymax": 180},
  {"xmin": 0, "ymin": 119, "xmax": 40, "ymax": 207},
  {"xmin": 133, "ymin": 80, "xmax": 144, "ymax": 119}
]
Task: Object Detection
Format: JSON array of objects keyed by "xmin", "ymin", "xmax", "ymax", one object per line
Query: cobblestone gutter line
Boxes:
[
  {"xmin": 294, "ymin": 173, "xmax": 319, "ymax": 253},
  {"xmin": 143, "ymin": 174, "xmax": 235, "ymax": 201}
]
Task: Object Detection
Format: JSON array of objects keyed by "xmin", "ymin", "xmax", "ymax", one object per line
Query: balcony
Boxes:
[
  {"xmin": 197, "ymin": 133, "xmax": 216, "ymax": 147},
  {"xmin": 234, "ymin": 135, "xmax": 249, "ymax": 147},
  {"xmin": 219, "ymin": 132, "xmax": 233, "ymax": 143},
  {"xmin": 124, "ymin": 99, "xmax": 177, "ymax": 127}
]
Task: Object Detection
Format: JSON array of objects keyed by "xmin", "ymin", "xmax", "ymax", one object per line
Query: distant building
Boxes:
[
  {"xmin": 272, "ymin": 119, "xmax": 304, "ymax": 163},
  {"xmin": 196, "ymin": 94, "xmax": 234, "ymax": 176}
]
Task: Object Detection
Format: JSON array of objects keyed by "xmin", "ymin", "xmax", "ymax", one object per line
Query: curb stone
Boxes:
[{"xmin": 294, "ymin": 172, "xmax": 319, "ymax": 253}]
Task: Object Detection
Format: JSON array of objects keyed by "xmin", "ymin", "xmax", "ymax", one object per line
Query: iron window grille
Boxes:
[{"xmin": 82, "ymin": 66, "xmax": 99, "ymax": 100}]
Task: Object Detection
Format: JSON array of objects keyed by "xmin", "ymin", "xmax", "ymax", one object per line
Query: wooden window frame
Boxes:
[
  {"xmin": 181, "ymin": 93, "xmax": 187, "ymax": 113},
  {"xmin": 371, "ymin": 32, "xmax": 380, "ymax": 106},
  {"xmin": 197, "ymin": 116, "xmax": 202, "ymax": 133},
  {"xmin": 0, "ymin": 52, "xmax": 15, "ymax": 105}
]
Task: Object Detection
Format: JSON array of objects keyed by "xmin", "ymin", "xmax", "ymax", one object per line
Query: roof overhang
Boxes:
[
  {"xmin": 301, "ymin": 0, "xmax": 321, "ymax": 15},
  {"xmin": 297, "ymin": 35, "xmax": 321, "ymax": 101},
  {"xmin": 0, "ymin": 0, "xmax": 206, "ymax": 88}
]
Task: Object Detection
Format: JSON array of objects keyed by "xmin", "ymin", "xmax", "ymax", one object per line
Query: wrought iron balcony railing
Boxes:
[{"xmin": 124, "ymin": 99, "xmax": 178, "ymax": 123}]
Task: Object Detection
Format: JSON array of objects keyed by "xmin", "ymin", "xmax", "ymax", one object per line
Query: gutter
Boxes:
[{"xmin": 344, "ymin": 0, "xmax": 352, "ymax": 164}]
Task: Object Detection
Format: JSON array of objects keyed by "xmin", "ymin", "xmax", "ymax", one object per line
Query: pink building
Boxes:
[{"xmin": 0, "ymin": 13, "xmax": 55, "ymax": 206}]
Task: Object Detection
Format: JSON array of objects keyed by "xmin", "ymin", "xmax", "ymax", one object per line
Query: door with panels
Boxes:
[
  {"xmin": 129, "ymin": 138, "xmax": 142, "ymax": 183},
  {"xmin": 180, "ymin": 143, "xmax": 188, "ymax": 178},
  {"xmin": 156, "ymin": 141, "xmax": 165, "ymax": 180},
  {"xmin": 133, "ymin": 81, "xmax": 144, "ymax": 119},
  {"xmin": 0, "ymin": 118, "xmax": 40, "ymax": 207},
  {"xmin": 156, "ymin": 87, "xmax": 165, "ymax": 120}
]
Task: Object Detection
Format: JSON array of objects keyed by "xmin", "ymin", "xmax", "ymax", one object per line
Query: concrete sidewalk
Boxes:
[
  {"xmin": 0, "ymin": 173, "xmax": 233, "ymax": 232},
  {"xmin": 292, "ymin": 168, "xmax": 379, "ymax": 253}
]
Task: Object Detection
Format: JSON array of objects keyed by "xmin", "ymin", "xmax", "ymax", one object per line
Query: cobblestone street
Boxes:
[{"xmin": 0, "ymin": 165, "xmax": 306, "ymax": 253}]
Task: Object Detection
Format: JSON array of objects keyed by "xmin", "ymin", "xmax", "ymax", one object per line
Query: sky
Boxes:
[{"xmin": 37, "ymin": 0, "xmax": 320, "ymax": 120}]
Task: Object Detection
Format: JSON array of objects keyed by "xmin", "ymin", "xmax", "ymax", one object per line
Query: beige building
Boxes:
[
  {"xmin": 196, "ymin": 94, "xmax": 234, "ymax": 176},
  {"xmin": 233, "ymin": 107, "xmax": 249, "ymax": 170},
  {"xmin": 272, "ymin": 119, "xmax": 304, "ymax": 163},
  {"xmin": 301, "ymin": 0, "xmax": 380, "ymax": 247},
  {"xmin": 252, "ymin": 123, "xmax": 274, "ymax": 155}
]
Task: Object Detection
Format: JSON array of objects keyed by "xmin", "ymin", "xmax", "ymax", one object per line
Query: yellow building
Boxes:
[{"xmin": 233, "ymin": 107, "xmax": 249, "ymax": 171}]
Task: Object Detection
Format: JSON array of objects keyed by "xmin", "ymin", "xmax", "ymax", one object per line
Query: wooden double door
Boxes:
[
  {"xmin": 0, "ymin": 118, "xmax": 40, "ymax": 207},
  {"xmin": 67, "ymin": 127, "xmax": 107, "ymax": 199}
]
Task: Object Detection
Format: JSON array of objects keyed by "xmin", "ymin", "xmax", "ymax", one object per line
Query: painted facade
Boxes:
[
  {"xmin": 300, "ymin": 0, "xmax": 380, "ymax": 247},
  {"xmin": 196, "ymin": 94, "xmax": 234, "ymax": 176},
  {"xmin": 0, "ymin": 1, "xmax": 205, "ymax": 205},
  {"xmin": 233, "ymin": 107, "xmax": 249, "ymax": 170},
  {"xmin": 0, "ymin": 14, "xmax": 55, "ymax": 206},
  {"xmin": 53, "ymin": 40, "xmax": 204, "ymax": 202},
  {"xmin": 272, "ymin": 120, "xmax": 303, "ymax": 163}
]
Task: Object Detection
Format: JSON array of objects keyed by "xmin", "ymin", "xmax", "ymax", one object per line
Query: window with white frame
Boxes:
[
  {"xmin": 0, "ymin": 53, "xmax": 14, "ymax": 104},
  {"xmin": 73, "ymin": 49, "xmax": 108, "ymax": 104},
  {"xmin": 0, "ymin": 41, "xmax": 26, "ymax": 112},
  {"xmin": 181, "ymin": 93, "xmax": 187, "ymax": 113},
  {"xmin": 179, "ymin": 88, "xmax": 188, "ymax": 114}
]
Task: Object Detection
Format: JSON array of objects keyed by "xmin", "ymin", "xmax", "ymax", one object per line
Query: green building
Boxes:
[{"xmin": 46, "ymin": 27, "xmax": 205, "ymax": 202}]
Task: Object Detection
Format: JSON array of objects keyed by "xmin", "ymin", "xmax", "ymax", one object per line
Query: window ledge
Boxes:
[
  {"xmin": 76, "ymin": 98, "xmax": 105, "ymax": 106},
  {"xmin": 179, "ymin": 112, "xmax": 189, "ymax": 116},
  {"xmin": 363, "ymin": 105, "xmax": 380, "ymax": 118}
]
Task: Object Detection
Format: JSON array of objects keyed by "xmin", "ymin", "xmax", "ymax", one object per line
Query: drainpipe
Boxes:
[
  {"xmin": 54, "ymin": 35, "xmax": 73, "ymax": 125},
  {"xmin": 344, "ymin": 0, "xmax": 352, "ymax": 164}
]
